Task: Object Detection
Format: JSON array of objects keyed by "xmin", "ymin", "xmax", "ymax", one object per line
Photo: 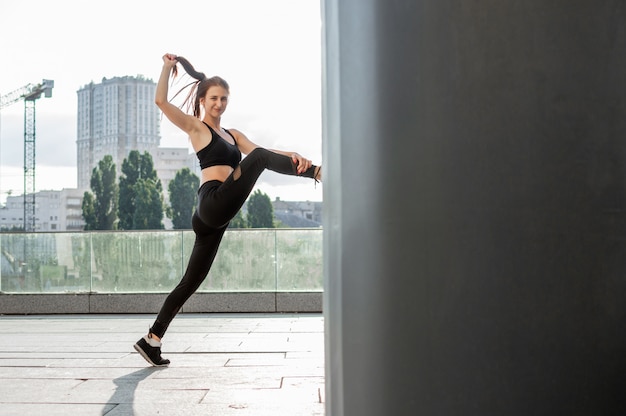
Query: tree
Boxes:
[
  {"xmin": 246, "ymin": 189, "xmax": 275, "ymax": 228},
  {"xmin": 82, "ymin": 155, "xmax": 118, "ymax": 230},
  {"xmin": 118, "ymin": 150, "xmax": 164, "ymax": 230},
  {"xmin": 81, "ymin": 192, "xmax": 97, "ymax": 230},
  {"xmin": 133, "ymin": 178, "xmax": 165, "ymax": 230},
  {"xmin": 167, "ymin": 168, "xmax": 199, "ymax": 229}
]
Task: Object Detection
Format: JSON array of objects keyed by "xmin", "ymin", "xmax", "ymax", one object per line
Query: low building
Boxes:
[
  {"xmin": 0, "ymin": 188, "xmax": 85, "ymax": 232},
  {"xmin": 272, "ymin": 198, "xmax": 323, "ymax": 227}
]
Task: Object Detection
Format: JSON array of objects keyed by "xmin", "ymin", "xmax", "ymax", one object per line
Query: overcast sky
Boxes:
[{"xmin": 0, "ymin": 0, "xmax": 323, "ymax": 205}]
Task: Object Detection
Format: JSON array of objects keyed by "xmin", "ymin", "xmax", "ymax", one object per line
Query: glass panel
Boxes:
[
  {"xmin": 0, "ymin": 232, "xmax": 91, "ymax": 292},
  {"xmin": 276, "ymin": 229, "xmax": 323, "ymax": 291},
  {"xmin": 0, "ymin": 229, "xmax": 322, "ymax": 293},
  {"xmin": 197, "ymin": 229, "xmax": 276, "ymax": 292},
  {"xmin": 90, "ymin": 231, "xmax": 184, "ymax": 293}
]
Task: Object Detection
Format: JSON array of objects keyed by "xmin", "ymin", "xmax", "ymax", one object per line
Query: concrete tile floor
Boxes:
[{"xmin": 0, "ymin": 313, "xmax": 325, "ymax": 416}]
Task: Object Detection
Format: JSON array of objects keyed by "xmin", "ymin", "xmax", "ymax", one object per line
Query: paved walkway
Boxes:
[{"xmin": 0, "ymin": 313, "xmax": 325, "ymax": 415}]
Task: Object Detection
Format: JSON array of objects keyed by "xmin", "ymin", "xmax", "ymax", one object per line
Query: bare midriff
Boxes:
[{"xmin": 201, "ymin": 165, "xmax": 234, "ymax": 185}]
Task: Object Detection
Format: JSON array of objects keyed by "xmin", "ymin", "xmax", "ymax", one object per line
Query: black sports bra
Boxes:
[{"xmin": 196, "ymin": 122, "xmax": 242, "ymax": 170}]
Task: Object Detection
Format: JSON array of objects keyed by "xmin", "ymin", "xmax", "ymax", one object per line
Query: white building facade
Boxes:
[
  {"xmin": 152, "ymin": 147, "xmax": 199, "ymax": 205},
  {"xmin": 0, "ymin": 189, "xmax": 85, "ymax": 232}
]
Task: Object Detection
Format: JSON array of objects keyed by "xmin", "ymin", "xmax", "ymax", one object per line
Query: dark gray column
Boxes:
[{"xmin": 322, "ymin": 1, "xmax": 626, "ymax": 415}]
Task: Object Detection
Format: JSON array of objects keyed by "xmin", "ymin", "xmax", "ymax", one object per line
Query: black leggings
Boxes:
[{"xmin": 150, "ymin": 148, "xmax": 318, "ymax": 338}]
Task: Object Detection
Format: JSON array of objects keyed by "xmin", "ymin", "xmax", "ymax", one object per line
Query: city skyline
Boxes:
[{"xmin": 0, "ymin": 0, "xmax": 323, "ymax": 205}]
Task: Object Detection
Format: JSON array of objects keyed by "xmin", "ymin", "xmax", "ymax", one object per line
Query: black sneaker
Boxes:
[{"xmin": 134, "ymin": 335, "xmax": 170, "ymax": 367}]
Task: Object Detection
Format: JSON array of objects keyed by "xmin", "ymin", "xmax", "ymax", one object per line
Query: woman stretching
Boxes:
[{"xmin": 134, "ymin": 53, "xmax": 321, "ymax": 366}]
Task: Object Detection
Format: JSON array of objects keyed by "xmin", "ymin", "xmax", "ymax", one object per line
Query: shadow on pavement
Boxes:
[{"xmin": 103, "ymin": 366, "xmax": 162, "ymax": 415}]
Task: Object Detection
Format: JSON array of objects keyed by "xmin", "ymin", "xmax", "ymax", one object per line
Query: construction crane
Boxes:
[{"xmin": 0, "ymin": 80, "xmax": 54, "ymax": 231}]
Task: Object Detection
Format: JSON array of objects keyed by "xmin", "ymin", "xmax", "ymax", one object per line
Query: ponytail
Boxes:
[{"xmin": 174, "ymin": 56, "xmax": 206, "ymax": 81}]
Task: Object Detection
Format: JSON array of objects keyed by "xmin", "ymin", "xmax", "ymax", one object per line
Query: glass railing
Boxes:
[{"xmin": 0, "ymin": 229, "xmax": 323, "ymax": 293}]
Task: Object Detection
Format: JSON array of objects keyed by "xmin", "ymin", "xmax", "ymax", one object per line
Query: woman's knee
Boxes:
[
  {"xmin": 237, "ymin": 147, "xmax": 276, "ymax": 178},
  {"xmin": 247, "ymin": 147, "xmax": 271, "ymax": 161}
]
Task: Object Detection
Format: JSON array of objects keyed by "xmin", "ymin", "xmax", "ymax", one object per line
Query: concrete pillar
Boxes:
[{"xmin": 322, "ymin": 1, "xmax": 626, "ymax": 415}]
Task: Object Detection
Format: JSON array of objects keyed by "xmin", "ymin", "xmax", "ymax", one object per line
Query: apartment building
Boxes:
[{"xmin": 0, "ymin": 188, "xmax": 85, "ymax": 232}]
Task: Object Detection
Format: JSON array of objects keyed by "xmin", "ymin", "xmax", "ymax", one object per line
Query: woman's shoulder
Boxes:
[
  {"xmin": 225, "ymin": 128, "xmax": 246, "ymax": 140},
  {"xmin": 225, "ymin": 127, "xmax": 241, "ymax": 134},
  {"xmin": 188, "ymin": 119, "xmax": 214, "ymax": 152}
]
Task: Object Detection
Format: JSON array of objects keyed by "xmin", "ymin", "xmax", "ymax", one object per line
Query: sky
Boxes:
[{"xmin": 0, "ymin": 0, "xmax": 323, "ymax": 205}]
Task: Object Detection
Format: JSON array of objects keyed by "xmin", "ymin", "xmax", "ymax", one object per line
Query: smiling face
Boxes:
[
  {"xmin": 200, "ymin": 85, "xmax": 229, "ymax": 119},
  {"xmin": 191, "ymin": 76, "xmax": 230, "ymax": 118}
]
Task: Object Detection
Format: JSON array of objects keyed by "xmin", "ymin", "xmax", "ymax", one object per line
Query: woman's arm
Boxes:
[
  {"xmin": 154, "ymin": 54, "xmax": 201, "ymax": 135},
  {"xmin": 230, "ymin": 129, "xmax": 313, "ymax": 174}
]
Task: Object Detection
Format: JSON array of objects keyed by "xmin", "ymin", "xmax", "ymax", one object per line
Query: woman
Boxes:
[{"xmin": 134, "ymin": 53, "xmax": 321, "ymax": 366}]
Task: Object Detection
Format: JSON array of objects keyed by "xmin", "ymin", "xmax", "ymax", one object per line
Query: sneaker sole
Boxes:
[{"xmin": 133, "ymin": 343, "xmax": 170, "ymax": 367}]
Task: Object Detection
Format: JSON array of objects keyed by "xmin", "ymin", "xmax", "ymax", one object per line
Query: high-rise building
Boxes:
[{"xmin": 76, "ymin": 76, "xmax": 161, "ymax": 190}]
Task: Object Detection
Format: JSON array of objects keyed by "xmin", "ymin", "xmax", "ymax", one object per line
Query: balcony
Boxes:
[{"xmin": 0, "ymin": 229, "xmax": 323, "ymax": 314}]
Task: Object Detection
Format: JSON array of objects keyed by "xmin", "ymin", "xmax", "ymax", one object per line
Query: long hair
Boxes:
[{"xmin": 170, "ymin": 56, "xmax": 230, "ymax": 118}]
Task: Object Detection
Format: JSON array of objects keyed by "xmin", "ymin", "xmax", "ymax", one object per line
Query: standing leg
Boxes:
[
  {"xmin": 134, "ymin": 212, "xmax": 227, "ymax": 366},
  {"xmin": 151, "ymin": 214, "xmax": 227, "ymax": 337}
]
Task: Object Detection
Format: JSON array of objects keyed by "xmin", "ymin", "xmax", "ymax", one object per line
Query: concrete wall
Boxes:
[
  {"xmin": 0, "ymin": 292, "xmax": 322, "ymax": 315},
  {"xmin": 323, "ymin": 1, "xmax": 626, "ymax": 415}
]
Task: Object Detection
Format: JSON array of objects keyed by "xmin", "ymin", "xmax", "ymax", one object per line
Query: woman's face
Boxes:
[{"xmin": 202, "ymin": 85, "xmax": 229, "ymax": 118}]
